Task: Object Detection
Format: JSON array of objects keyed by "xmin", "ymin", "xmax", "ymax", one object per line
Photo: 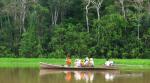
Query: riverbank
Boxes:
[{"xmin": 0, "ymin": 58, "xmax": 150, "ymax": 70}]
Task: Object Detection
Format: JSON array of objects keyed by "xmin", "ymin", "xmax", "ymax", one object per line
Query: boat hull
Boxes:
[{"xmin": 40, "ymin": 62, "xmax": 118, "ymax": 71}]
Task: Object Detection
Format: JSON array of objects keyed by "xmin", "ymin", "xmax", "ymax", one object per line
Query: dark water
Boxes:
[{"xmin": 0, "ymin": 68, "xmax": 150, "ymax": 83}]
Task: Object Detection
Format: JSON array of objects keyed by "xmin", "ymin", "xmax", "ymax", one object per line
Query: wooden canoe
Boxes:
[{"xmin": 40, "ymin": 62, "xmax": 118, "ymax": 71}]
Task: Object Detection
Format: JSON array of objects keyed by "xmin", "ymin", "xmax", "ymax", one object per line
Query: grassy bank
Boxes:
[{"xmin": 0, "ymin": 58, "xmax": 150, "ymax": 70}]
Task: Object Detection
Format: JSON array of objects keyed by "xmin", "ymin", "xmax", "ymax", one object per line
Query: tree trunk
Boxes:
[
  {"xmin": 148, "ymin": 1, "xmax": 150, "ymax": 14},
  {"xmin": 21, "ymin": 0, "xmax": 27, "ymax": 32},
  {"xmin": 86, "ymin": 7, "xmax": 89, "ymax": 33},
  {"xmin": 119, "ymin": 0, "xmax": 126, "ymax": 18},
  {"xmin": 133, "ymin": 0, "xmax": 144, "ymax": 40},
  {"xmin": 91, "ymin": 0, "xmax": 104, "ymax": 20},
  {"xmin": 137, "ymin": 16, "xmax": 140, "ymax": 40},
  {"xmin": 54, "ymin": 10, "xmax": 58, "ymax": 25},
  {"xmin": 85, "ymin": 0, "xmax": 91, "ymax": 33},
  {"xmin": 97, "ymin": 8, "xmax": 100, "ymax": 20},
  {"xmin": 51, "ymin": 9, "xmax": 59, "ymax": 26}
]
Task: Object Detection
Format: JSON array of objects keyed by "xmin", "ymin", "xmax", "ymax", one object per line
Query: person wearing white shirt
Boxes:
[
  {"xmin": 89, "ymin": 58, "xmax": 94, "ymax": 67},
  {"xmin": 74, "ymin": 59, "xmax": 81, "ymax": 67},
  {"xmin": 105, "ymin": 59, "xmax": 114, "ymax": 66},
  {"xmin": 84, "ymin": 57, "xmax": 89, "ymax": 67}
]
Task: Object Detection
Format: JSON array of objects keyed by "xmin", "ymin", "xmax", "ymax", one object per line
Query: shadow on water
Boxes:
[{"xmin": 0, "ymin": 68, "xmax": 150, "ymax": 83}]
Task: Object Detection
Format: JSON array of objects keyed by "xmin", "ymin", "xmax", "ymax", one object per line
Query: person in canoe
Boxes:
[
  {"xmin": 81, "ymin": 60, "xmax": 85, "ymax": 67},
  {"xmin": 74, "ymin": 59, "xmax": 78, "ymax": 67},
  {"xmin": 89, "ymin": 58, "xmax": 94, "ymax": 67},
  {"xmin": 74, "ymin": 59, "xmax": 81, "ymax": 67},
  {"xmin": 74, "ymin": 57, "xmax": 94, "ymax": 67},
  {"xmin": 105, "ymin": 59, "xmax": 114, "ymax": 67},
  {"xmin": 66, "ymin": 54, "xmax": 72, "ymax": 67},
  {"xmin": 84, "ymin": 57, "xmax": 89, "ymax": 67}
]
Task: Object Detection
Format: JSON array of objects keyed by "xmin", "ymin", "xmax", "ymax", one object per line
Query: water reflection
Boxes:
[
  {"xmin": 40, "ymin": 70, "xmax": 119, "ymax": 82},
  {"xmin": 73, "ymin": 71, "xmax": 94, "ymax": 82},
  {"xmin": 39, "ymin": 69, "xmax": 144, "ymax": 82},
  {"xmin": 64, "ymin": 71, "xmax": 72, "ymax": 81},
  {"xmin": 104, "ymin": 72, "xmax": 115, "ymax": 81}
]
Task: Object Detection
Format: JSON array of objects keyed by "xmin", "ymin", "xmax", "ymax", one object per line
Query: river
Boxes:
[{"xmin": 0, "ymin": 68, "xmax": 149, "ymax": 83}]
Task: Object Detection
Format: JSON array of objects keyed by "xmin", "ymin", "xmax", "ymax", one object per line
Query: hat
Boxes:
[
  {"xmin": 85, "ymin": 57, "xmax": 89, "ymax": 61},
  {"xmin": 90, "ymin": 58, "xmax": 93, "ymax": 61}
]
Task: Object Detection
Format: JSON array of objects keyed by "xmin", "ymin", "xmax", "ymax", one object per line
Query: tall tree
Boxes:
[
  {"xmin": 84, "ymin": 0, "xmax": 92, "ymax": 32},
  {"xmin": 133, "ymin": 0, "xmax": 144, "ymax": 40},
  {"xmin": 91, "ymin": 0, "xmax": 104, "ymax": 20},
  {"xmin": 119, "ymin": 0, "xmax": 126, "ymax": 18}
]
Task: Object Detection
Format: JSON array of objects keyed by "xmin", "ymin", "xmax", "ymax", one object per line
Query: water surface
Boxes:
[{"xmin": 0, "ymin": 68, "xmax": 150, "ymax": 83}]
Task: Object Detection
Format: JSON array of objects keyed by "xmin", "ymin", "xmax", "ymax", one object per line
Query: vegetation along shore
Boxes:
[{"xmin": 0, "ymin": 58, "xmax": 150, "ymax": 70}]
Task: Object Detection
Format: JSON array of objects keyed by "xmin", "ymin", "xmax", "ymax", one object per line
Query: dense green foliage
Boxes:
[{"xmin": 0, "ymin": 0, "xmax": 150, "ymax": 58}]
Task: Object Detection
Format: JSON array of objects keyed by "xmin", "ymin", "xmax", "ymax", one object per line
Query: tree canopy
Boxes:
[{"xmin": 0, "ymin": 0, "xmax": 150, "ymax": 58}]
